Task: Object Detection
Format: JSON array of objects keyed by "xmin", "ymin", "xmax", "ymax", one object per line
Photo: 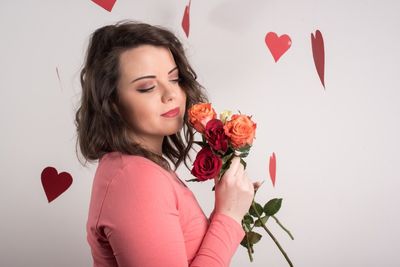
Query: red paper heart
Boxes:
[
  {"xmin": 91, "ymin": 0, "xmax": 116, "ymax": 12},
  {"xmin": 181, "ymin": 0, "xmax": 191, "ymax": 37},
  {"xmin": 265, "ymin": 32, "xmax": 292, "ymax": 62},
  {"xmin": 269, "ymin": 152, "xmax": 276, "ymax": 187},
  {"xmin": 41, "ymin": 167, "xmax": 73, "ymax": 203},
  {"xmin": 311, "ymin": 30, "xmax": 325, "ymax": 88}
]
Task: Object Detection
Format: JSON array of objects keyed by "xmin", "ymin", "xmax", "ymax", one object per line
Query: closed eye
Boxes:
[
  {"xmin": 171, "ymin": 77, "xmax": 182, "ymax": 83},
  {"xmin": 137, "ymin": 77, "xmax": 181, "ymax": 93},
  {"xmin": 137, "ymin": 86, "xmax": 155, "ymax": 93}
]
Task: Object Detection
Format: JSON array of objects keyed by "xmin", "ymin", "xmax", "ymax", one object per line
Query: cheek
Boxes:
[
  {"xmin": 117, "ymin": 99, "xmax": 134, "ymax": 123},
  {"xmin": 130, "ymin": 102, "xmax": 158, "ymax": 123},
  {"xmin": 119, "ymin": 99, "xmax": 141, "ymax": 126},
  {"xmin": 180, "ymin": 88, "xmax": 187, "ymax": 103}
]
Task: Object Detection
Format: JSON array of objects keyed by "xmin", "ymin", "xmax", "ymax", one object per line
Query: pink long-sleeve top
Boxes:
[{"xmin": 86, "ymin": 151, "xmax": 245, "ymax": 267}]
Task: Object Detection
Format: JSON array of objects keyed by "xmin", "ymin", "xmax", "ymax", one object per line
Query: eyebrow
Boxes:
[{"xmin": 130, "ymin": 66, "xmax": 179, "ymax": 84}]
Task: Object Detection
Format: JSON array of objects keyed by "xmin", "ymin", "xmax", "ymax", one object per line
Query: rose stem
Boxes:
[
  {"xmin": 272, "ymin": 215, "xmax": 294, "ymax": 240},
  {"xmin": 251, "ymin": 201, "xmax": 293, "ymax": 267}
]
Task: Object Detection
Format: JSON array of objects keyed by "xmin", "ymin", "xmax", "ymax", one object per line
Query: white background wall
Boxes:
[{"xmin": 1, "ymin": 1, "xmax": 399, "ymax": 266}]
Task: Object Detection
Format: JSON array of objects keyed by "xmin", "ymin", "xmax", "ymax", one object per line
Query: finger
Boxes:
[
  {"xmin": 240, "ymin": 172, "xmax": 252, "ymax": 189},
  {"xmin": 235, "ymin": 159, "xmax": 245, "ymax": 177},
  {"xmin": 223, "ymin": 156, "xmax": 241, "ymax": 179},
  {"xmin": 241, "ymin": 170, "xmax": 250, "ymax": 182}
]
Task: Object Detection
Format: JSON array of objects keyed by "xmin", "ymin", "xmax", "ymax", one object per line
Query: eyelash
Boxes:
[{"xmin": 137, "ymin": 78, "xmax": 182, "ymax": 93}]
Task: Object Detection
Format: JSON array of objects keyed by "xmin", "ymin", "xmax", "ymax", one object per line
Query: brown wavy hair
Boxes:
[{"xmin": 74, "ymin": 20, "xmax": 209, "ymax": 172}]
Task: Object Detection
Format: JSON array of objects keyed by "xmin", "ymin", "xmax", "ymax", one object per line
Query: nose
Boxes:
[{"xmin": 161, "ymin": 80, "xmax": 177, "ymax": 103}]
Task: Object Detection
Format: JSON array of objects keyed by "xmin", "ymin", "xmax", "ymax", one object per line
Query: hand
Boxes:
[{"xmin": 213, "ymin": 156, "xmax": 255, "ymax": 224}]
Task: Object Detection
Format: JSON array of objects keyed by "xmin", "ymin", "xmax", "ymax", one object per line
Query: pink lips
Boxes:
[{"xmin": 161, "ymin": 107, "xmax": 180, "ymax": 117}]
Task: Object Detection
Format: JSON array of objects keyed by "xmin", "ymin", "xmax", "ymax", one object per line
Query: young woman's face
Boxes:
[{"xmin": 117, "ymin": 45, "xmax": 187, "ymax": 149}]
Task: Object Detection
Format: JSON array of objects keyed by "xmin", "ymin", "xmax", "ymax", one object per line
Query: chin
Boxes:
[
  {"xmin": 165, "ymin": 127, "xmax": 181, "ymax": 136},
  {"xmin": 167, "ymin": 124, "xmax": 184, "ymax": 136}
]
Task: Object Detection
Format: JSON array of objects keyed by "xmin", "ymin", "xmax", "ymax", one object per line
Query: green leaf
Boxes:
[
  {"xmin": 222, "ymin": 152, "xmax": 233, "ymax": 163},
  {"xmin": 254, "ymin": 215, "xmax": 269, "ymax": 227},
  {"xmin": 264, "ymin": 198, "xmax": 282, "ymax": 216},
  {"xmin": 243, "ymin": 214, "xmax": 254, "ymax": 225},
  {"xmin": 226, "ymin": 146, "xmax": 234, "ymax": 155},
  {"xmin": 247, "ymin": 231, "xmax": 262, "ymax": 244},
  {"xmin": 240, "ymin": 158, "xmax": 247, "ymax": 169},
  {"xmin": 238, "ymin": 144, "xmax": 251, "ymax": 152},
  {"xmin": 222, "ymin": 157, "xmax": 232, "ymax": 167},
  {"xmin": 249, "ymin": 202, "xmax": 263, "ymax": 217},
  {"xmin": 242, "ymin": 215, "xmax": 253, "ymax": 232},
  {"xmin": 240, "ymin": 231, "xmax": 262, "ymax": 249},
  {"xmin": 243, "ymin": 222, "xmax": 251, "ymax": 232},
  {"xmin": 240, "ymin": 151, "xmax": 250, "ymax": 158},
  {"xmin": 234, "ymin": 145, "xmax": 251, "ymax": 158},
  {"xmin": 240, "ymin": 238, "xmax": 251, "ymax": 249}
]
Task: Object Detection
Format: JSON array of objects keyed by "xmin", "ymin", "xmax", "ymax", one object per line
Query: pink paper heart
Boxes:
[
  {"xmin": 91, "ymin": 0, "xmax": 116, "ymax": 12},
  {"xmin": 181, "ymin": 0, "xmax": 191, "ymax": 37},
  {"xmin": 41, "ymin": 167, "xmax": 73, "ymax": 203},
  {"xmin": 311, "ymin": 29, "xmax": 325, "ymax": 88},
  {"xmin": 265, "ymin": 32, "xmax": 292, "ymax": 62},
  {"xmin": 269, "ymin": 152, "xmax": 276, "ymax": 187}
]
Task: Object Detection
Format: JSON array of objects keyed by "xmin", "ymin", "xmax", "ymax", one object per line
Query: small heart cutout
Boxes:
[
  {"xmin": 41, "ymin": 167, "xmax": 73, "ymax": 203},
  {"xmin": 91, "ymin": 0, "xmax": 116, "ymax": 12},
  {"xmin": 265, "ymin": 32, "xmax": 292, "ymax": 62},
  {"xmin": 269, "ymin": 152, "xmax": 276, "ymax": 187},
  {"xmin": 181, "ymin": 0, "xmax": 191, "ymax": 37},
  {"xmin": 311, "ymin": 29, "xmax": 325, "ymax": 88}
]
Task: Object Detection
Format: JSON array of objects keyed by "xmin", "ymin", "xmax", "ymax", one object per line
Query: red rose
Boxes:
[
  {"xmin": 191, "ymin": 147, "xmax": 222, "ymax": 181},
  {"xmin": 205, "ymin": 119, "xmax": 229, "ymax": 154}
]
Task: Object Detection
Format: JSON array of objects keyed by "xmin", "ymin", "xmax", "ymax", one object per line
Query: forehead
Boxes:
[{"xmin": 119, "ymin": 45, "xmax": 176, "ymax": 73}]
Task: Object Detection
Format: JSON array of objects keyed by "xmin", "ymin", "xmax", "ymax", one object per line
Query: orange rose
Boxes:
[
  {"xmin": 223, "ymin": 114, "xmax": 257, "ymax": 149},
  {"xmin": 188, "ymin": 103, "xmax": 217, "ymax": 133}
]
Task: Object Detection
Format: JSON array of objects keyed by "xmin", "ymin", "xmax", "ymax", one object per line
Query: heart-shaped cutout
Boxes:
[
  {"xmin": 91, "ymin": 0, "xmax": 116, "ymax": 12},
  {"xmin": 181, "ymin": 0, "xmax": 191, "ymax": 37},
  {"xmin": 265, "ymin": 32, "xmax": 292, "ymax": 62},
  {"xmin": 311, "ymin": 29, "xmax": 325, "ymax": 88},
  {"xmin": 269, "ymin": 152, "xmax": 276, "ymax": 187},
  {"xmin": 41, "ymin": 166, "xmax": 73, "ymax": 203}
]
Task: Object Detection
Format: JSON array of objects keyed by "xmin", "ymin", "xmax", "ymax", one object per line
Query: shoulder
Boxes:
[
  {"xmin": 99, "ymin": 151, "xmax": 172, "ymax": 179},
  {"xmin": 98, "ymin": 152, "xmax": 177, "ymax": 197},
  {"xmin": 105, "ymin": 153, "xmax": 177, "ymax": 197},
  {"xmin": 121, "ymin": 154, "xmax": 171, "ymax": 175}
]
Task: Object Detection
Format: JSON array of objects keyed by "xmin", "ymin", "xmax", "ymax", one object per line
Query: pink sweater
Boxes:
[{"xmin": 86, "ymin": 151, "xmax": 245, "ymax": 267}]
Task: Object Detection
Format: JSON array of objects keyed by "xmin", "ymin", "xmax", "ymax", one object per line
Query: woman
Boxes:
[{"xmin": 75, "ymin": 20, "xmax": 259, "ymax": 267}]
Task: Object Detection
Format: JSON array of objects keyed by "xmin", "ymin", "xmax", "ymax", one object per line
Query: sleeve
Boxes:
[
  {"xmin": 101, "ymin": 160, "xmax": 245, "ymax": 267},
  {"xmin": 190, "ymin": 212, "xmax": 245, "ymax": 267}
]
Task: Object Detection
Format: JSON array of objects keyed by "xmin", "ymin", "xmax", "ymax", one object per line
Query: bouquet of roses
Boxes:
[{"xmin": 185, "ymin": 102, "xmax": 294, "ymax": 266}]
